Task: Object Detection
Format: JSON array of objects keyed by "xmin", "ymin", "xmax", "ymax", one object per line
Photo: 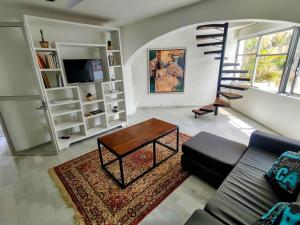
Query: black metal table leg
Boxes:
[
  {"xmin": 176, "ymin": 128, "xmax": 179, "ymax": 152},
  {"xmin": 119, "ymin": 158, "xmax": 125, "ymax": 189},
  {"xmin": 153, "ymin": 141, "xmax": 156, "ymax": 168},
  {"xmin": 98, "ymin": 126, "xmax": 180, "ymax": 189},
  {"xmin": 97, "ymin": 140, "xmax": 105, "ymax": 169}
]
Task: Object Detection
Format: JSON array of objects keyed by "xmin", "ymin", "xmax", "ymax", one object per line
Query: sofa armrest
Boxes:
[{"xmin": 249, "ymin": 130, "xmax": 300, "ymax": 155}]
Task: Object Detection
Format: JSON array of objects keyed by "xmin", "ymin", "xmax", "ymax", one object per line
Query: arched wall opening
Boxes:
[{"xmin": 122, "ymin": 19, "xmax": 300, "ymax": 140}]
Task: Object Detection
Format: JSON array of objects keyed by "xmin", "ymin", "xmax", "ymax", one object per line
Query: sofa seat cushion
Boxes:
[
  {"xmin": 205, "ymin": 147, "xmax": 286, "ymax": 225},
  {"xmin": 184, "ymin": 209, "xmax": 225, "ymax": 225},
  {"xmin": 182, "ymin": 131, "xmax": 247, "ymax": 177}
]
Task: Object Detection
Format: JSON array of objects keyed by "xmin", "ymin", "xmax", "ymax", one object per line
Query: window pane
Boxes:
[
  {"xmin": 254, "ymin": 55, "xmax": 287, "ymax": 91},
  {"xmin": 259, "ymin": 30, "xmax": 293, "ymax": 54},
  {"xmin": 238, "ymin": 37, "xmax": 259, "ymax": 54},
  {"xmin": 293, "ymin": 76, "xmax": 300, "ymax": 94},
  {"xmin": 237, "ymin": 55, "xmax": 256, "ymax": 78},
  {"xmin": 286, "ymin": 57, "xmax": 299, "ymax": 93}
]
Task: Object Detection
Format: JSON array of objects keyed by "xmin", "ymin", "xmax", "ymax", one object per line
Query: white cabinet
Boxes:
[{"xmin": 24, "ymin": 15, "xmax": 128, "ymax": 151}]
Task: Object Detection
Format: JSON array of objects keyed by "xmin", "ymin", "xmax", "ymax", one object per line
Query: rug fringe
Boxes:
[{"xmin": 48, "ymin": 168, "xmax": 85, "ymax": 225}]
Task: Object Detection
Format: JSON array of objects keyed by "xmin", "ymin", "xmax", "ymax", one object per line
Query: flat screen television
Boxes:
[{"xmin": 63, "ymin": 59, "xmax": 104, "ymax": 83}]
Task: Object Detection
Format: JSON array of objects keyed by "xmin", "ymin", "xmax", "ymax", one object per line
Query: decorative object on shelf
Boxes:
[
  {"xmin": 56, "ymin": 73, "xmax": 64, "ymax": 87},
  {"xmin": 59, "ymin": 136, "xmax": 70, "ymax": 139},
  {"xmin": 78, "ymin": 85, "xmax": 95, "ymax": 101},
  {"xmin": 85, "ymin": 112, "xmax": 92, "ymax": 117},
  {"xmin": 108, "ymin": 54, "xmax": 115, "ymax": 66},
  {"xmin": 112, "ymin": 106, "xmax": 118, "ymax": 113},
  {"xmin": 148, "ymin": 48, "xmax": 186, "ymax": 93},
  {"xmin": 85, "ymin": 109, "xmax": 103, "ymax": 117},
  {"xmin": 107, "ymin": 40, "xmax": 113, "ymax": 50},
  {"xmin": 39, "ymin": 29, "xmax": 49, "ymax": 48},
  {"xmin": 86, "ymin": 92, "xmax": 94, "ymax": 101},
  {"xmin": 108, "ymin": 83, "xmax": 115, "ymax": 92}
]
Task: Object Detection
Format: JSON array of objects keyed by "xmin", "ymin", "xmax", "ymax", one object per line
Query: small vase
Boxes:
[
  {"xmin": 86, "ymin": 96, "xmax": 94, "ymax": 101},
  {"xmin": 39, "ymin": 41, "xmax": 49, "ymax": 48}
]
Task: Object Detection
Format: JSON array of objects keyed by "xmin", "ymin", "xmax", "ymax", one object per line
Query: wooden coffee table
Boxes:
[{"xmin": 97, "ymin": 118, "xmax": 179, "ymax": 188}]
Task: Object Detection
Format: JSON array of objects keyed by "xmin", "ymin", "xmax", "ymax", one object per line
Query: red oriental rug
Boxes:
[{"xmin": 49, "ymin": 132, "xmax": 190, "ymax": 225}]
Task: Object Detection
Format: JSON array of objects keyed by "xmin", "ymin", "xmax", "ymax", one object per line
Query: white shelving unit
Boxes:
[{"xmin": 23, "ymin": 15, "xmax": 128, "ymax": 151}]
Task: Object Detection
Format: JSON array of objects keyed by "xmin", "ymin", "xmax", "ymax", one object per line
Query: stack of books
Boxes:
[{"xmin": 37, "ymin": 53, "xmax": 60, "ymax": 69}]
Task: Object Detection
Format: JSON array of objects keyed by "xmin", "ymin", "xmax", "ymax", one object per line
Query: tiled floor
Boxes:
[{"xmin": 0, "ymin": 107, "xmax": 273, "ymax": 225}]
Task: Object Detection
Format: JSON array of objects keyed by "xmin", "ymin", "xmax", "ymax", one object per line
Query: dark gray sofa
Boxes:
[{"xmin": 184, "ymin": 130, "xmax": 300, "ymax": 225}]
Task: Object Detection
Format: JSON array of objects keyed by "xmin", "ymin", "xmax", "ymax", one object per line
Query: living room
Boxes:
[{"xmin": 1, "ymin": 0, "xmax": 300, "ymax": 225}]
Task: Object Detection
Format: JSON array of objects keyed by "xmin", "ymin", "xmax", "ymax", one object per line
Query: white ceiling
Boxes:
[{"xmin": 1, "ymin": 0, "xmax": 205, "ymax": 26}]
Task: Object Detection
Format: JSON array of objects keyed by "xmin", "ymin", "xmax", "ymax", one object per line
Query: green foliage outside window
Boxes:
[{"xmin": 237, "ymin": 29, "xmax": 293, "ymax": 92}]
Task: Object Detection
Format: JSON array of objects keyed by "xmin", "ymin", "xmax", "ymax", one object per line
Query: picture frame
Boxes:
[{"xmin": 148, "ymin": 48, "xmax": 186, "ymax": 94}]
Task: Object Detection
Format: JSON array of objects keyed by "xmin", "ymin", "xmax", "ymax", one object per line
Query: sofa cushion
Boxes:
[
  {"xmin": 265, "ymin": 151, "xmax": 300, "ymax": 198},
  {"xmin": 184, "ymin": 209, "xmax": 225, "ymax": 225},
  {"xmin": 182, "ymin": 131, "xmax": 247, "ymax": 177},
  {"xmin": 205, "ymin": 147, "xmax": 285, "ymax": 225},
  {"xmin": 254, "ymin": 202, "xmax": 300, "ymax": 225}
]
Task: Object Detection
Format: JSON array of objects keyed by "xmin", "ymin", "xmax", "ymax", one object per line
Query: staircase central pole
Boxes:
[{"xmin": 215, "ymin": 23, "xmax": 229, "ymax": 115}]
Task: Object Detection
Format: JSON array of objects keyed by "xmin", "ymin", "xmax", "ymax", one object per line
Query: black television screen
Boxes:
[{"xmin": 63, "ymin": 59, "xmax": 104, "ymax": 83}]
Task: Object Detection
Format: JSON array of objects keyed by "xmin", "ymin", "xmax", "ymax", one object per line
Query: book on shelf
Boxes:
[
  {"xmin": 36, "ymin": 54, "xmax": 47, "ymax": 69},
  {"xmin": 41, "ymin": 72, "xmax": 51, "ymax": 88},
  {"xmin": 36, "ymin": 53, "xmax": 60, "ymax": 69}
]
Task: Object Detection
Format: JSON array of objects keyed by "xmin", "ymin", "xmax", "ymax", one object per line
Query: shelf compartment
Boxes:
[
  {"xmin": 107, "ymin": 49, "xmax": 120, "ymax": 53},
  {"xmin": 82, "ymin": 99, "xmax": 104, "ymax": 106},
  {"xmin": 52, "ymin": 108, "xmax": 82, "ymax": 117},
  {"xmin": 108, "ymin": 119, "xmax": 126, "ymax": 128},
  {"xmin": 49, "ymin": 99, "xmax": 80, "ymax": 107},
  {"xmin": 58, "ymin": 133, "xmax": 86, "ymax": 149},
  {"xmin": 46, "ymin": 86, "xmax": 77, "ymax": 91},
  {"xmin": 106, "ymin": 110, "xmax": 125, "ymax": 117},
  {"xmin": 84, "ymin": 112, "xmax": 106, "ymax": 120},
  {"xmin": 35, "ymin": 47, "xmax": 57, "ymax": 52},
  {"xmin": 102, "ymin": 79, "xmax": 123, "ymax": 84},
  {"xmin": 108, "ymin": 65, "xmax": 122, "ymax": 68},
  {"xmin": 55, "ymin": 121, "xmax": 84, "ymax": 131},
  {"xmin": 40, "ymin": 68, "xmax": 62, "ymax": 72},
  {"xmin": 86, "ymin": 126, "xmax": 107, "ymax": 136},
  {"xmin": 104, "ymin": 91, "xmax": 124, "ymax": 97},
  {"xmin": 105, "ymin": 98, "xmax": 124, "ymax": 105}
]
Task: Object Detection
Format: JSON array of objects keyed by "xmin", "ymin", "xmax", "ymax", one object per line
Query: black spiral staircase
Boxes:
[{"xmin": 192, "ymin": 23, "xmax": 251, "ymax": 117}]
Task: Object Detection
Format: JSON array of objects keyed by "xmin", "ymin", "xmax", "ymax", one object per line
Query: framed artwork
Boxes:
[{"xmin": 148, "ymin": 48, "xmax": 186, "ymax": 93}]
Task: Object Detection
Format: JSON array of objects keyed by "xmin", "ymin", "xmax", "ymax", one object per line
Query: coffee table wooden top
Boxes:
[{"xmin": 98, "ymin": 118, "xmax": 178, "ymax": 157}]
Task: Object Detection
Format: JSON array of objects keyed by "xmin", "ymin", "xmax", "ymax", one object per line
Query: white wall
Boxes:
[
  {"xmin": 121, "ymin": 0, "xmax": 300, "ymax": 63},
  {"xmin": 231, "ymin": 89, "xmax": 300, "ymax": 140},
  {"xmin": 0, "ymin": 26, "xmax": 52, "ymax": 151},
  {"xmin": 0, "ymin": 3, "xmax": 105, "ymax": 25},
  {"xmin": 130, "ymin": 27, "xmax": 237, "ymax": 108},
  {"xmin": 120, "ymin": 0, "xmax": 300, "ymax": 115}
]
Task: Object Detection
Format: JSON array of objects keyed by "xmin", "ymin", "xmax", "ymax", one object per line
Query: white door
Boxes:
[{"xmin": 0, "ymin": 23, "xmax": 57, "ymax": 155}]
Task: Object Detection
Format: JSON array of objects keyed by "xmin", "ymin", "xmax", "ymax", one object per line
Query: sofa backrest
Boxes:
[{"xmin": 249, "ymin": 130, "xmax": 300, "ymax": 156}]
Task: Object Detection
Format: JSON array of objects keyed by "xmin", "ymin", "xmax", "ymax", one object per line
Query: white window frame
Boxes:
[{"xmin": 236, "ymin": 27, "xmax": 297, "ymax": 93}]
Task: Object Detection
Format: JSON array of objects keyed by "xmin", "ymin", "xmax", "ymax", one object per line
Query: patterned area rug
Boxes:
[{"xmin": 49, "ymin": 132, "xmax": 190, "ymax": 225}]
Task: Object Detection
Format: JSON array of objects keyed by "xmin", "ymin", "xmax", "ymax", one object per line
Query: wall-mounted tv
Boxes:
[{"xmin": 63, "ymin": 59, "xmax": 104, "ymax": 83}]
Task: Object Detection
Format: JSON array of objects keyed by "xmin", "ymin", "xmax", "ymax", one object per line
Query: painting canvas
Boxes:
[{"xmin": 148, "ymin": 49, "xmax": 186, "ymax": 93}]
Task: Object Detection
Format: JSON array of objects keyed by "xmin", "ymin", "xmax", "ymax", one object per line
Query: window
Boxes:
[
  {"xmin": 286, "ymin": 38, "xmax": 300, "ymax": 96},
  {"xmin": 237, "ymin": 29, "xmax": 294, "ymax": 92}
]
